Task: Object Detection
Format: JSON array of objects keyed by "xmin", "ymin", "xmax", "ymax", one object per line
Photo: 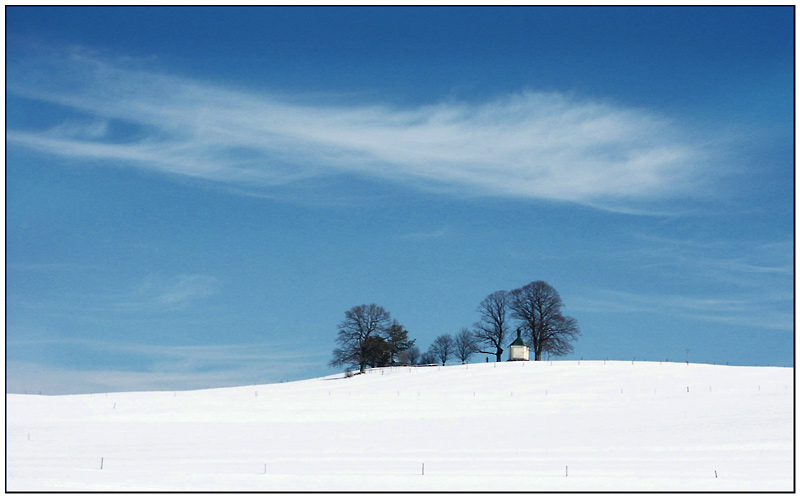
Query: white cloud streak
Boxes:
[
  {"xmin": 7, "ymin": 49, "xmax": 708, "ymax": 208},
  {"xmin": 8, "ymin": 273, "xmax": 219, "ymax": 321},
  {"xmin": 571, "ymin": 237, "xmax": 793, "ymax": 332},
  {"xmin": 130, "ymin": 274, "xmax": 219, "ymax": 310},
  {"xmin": 573, "ymin": 288, "xmax": 793, "ymax": 332},
  {"xmin": 396, "ymin": 227, "xmax": 451, "ymax": 241},
  {"xmin": 623, "ymin": 236, "xmax": 794, "ymax": 287},
  {"xmin": 6, "ymin": 339, "xmax": 329, "ymax": 395}
]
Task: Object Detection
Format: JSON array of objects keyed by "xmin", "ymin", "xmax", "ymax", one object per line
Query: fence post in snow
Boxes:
[
  {"xmin": 100, "ymin": 458, "xmax": 104, "ymax": 470},
  {"xmin": 422, "ymin": 463, "xmax": 425, "ymax": 475}
]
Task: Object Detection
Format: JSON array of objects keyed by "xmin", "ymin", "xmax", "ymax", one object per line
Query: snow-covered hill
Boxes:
[{"xmin": 6, "ymin": 361, "xmax": 794, "ymax": 491}]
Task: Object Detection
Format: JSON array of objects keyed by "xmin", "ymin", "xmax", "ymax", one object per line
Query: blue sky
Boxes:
[{"xmin": 6, "ymin": 6, "xmax": 794, "ymax": 394}]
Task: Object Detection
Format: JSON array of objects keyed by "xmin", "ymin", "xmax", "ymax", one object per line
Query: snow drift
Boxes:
[{"xmin": 5, "ymin": 361, "xmax": 794, "ymax": 491}]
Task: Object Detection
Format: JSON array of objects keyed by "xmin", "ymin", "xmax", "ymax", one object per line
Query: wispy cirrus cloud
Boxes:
[
  {"xmin": 8, "ymin": 273, "xmax": 219, "ymax": 319},
  {"xmin": 7, "ymin": 47, "xmax": 711, "ymax": 209},
  {"xmin": 622, "ymin": 235, "xmax": 794, "ymax": 287},
  {"xmin": 6, "ymin": 339, "xmax": 329, "ymax": 394},
  {"xmin": 573, "ymin": 288, "xmax": 792, "ymax": 332},
  {"xmin": 130, "ymin": 274, "xmax": 219, "ymax": 310},
  {"xmin": 94, "ymin": 273, "xmax": 219, "ymax": 313},
  {"xmin": 571, "ymin": 236, "xmax": 793, "ymax": 332},
  {"xmin": 396, "ymin": 227, "xmax": 451, "ymax": 241}
]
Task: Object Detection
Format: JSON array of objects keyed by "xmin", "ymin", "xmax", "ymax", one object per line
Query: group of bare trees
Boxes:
[
  {"xmin": 423, "ymin": 281, "xmax": 581, "ymax": 365},
  {"xmin": 420, "ymin": 328, "xmax": 478, "ymax": 366},
  {"xmin": 329, "ymin": 304, "xmax": 416, "ymax": 374},
  {"xmin": 330, "ymin": 281, "xmax": 580, "ymax": 373},
  {"xmin": 474, "ymin": 280, "xmax": 581, "ymax": 362}
]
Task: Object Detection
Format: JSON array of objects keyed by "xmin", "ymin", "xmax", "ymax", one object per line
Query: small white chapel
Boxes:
[{"xmin": 508, "ymin": 330, "xmax": 530, "ymax": 361}]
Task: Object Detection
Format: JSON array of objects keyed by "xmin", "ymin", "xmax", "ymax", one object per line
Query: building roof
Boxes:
[{"xmin": 510, "ymin": 330, "xmax": 527, "ymax": 347}]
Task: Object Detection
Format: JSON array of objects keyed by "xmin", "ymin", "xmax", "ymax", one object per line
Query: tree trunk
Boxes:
[{"xmin": 534, "ymin": 350, "xmax": 542, "ymax": 361}]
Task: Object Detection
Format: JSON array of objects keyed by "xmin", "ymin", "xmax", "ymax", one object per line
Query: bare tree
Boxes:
[
  {"xmin": 329, "ymin": 304, "xmax": 392, "ymax": 374},
  {"xmin": 419, "ymin": 350, "xmax": 437, "ymax": 365},
  {"xmin": 429, "ymin": 334, "xmax": 456, "ymax": 366},
  {"xmin": 402, "ymin": 345, "xmax": 421, "ymax": 365},
  {"xmin": 454, "ymin": 327, "xmax": 478, "ymax": 364},
  {"xmin": 509, "ymin": 281, "xmax": 580, "ymax": 361},
  {"xmin": 473, "ymin": 290, "xmax": 510, "ymax": 362}
]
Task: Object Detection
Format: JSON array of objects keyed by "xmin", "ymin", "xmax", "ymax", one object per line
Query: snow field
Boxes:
[{"xmin": 6, "ymin": 361, "xmax": 794, "ymax": 491}]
